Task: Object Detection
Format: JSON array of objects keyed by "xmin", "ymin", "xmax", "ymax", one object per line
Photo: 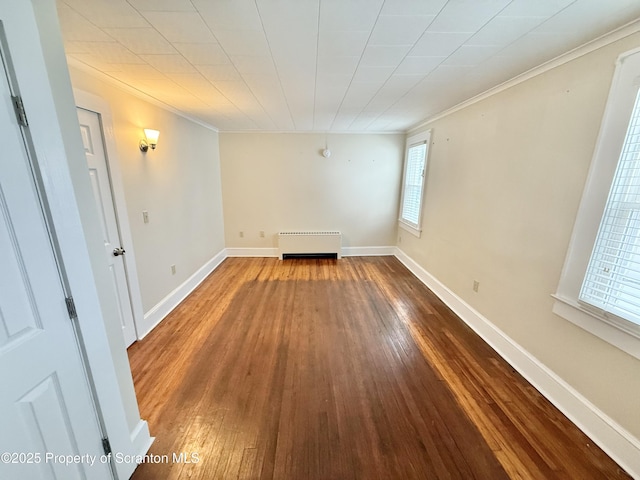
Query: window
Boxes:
[
  {"xmin": 580, "ymin": 88, "xmax": 640, "ymax": 325},
  {"xmin": 399, "ymin": 130, "xmax": 431, "ymax": 237},
  {"xmin": 554, "ymin": 49, "xmax": 640, "ymax": 360}
]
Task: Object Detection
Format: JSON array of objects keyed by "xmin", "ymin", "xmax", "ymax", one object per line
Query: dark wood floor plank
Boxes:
[
  {"xmin": 128, "ymin": 257, "xmax": 629, "ymax": 480},
  {"xmin": 366, "ymin": 256, "xmax": 630, "ymax": 480}
]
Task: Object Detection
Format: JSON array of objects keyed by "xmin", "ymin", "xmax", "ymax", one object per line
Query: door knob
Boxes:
[{"xmin": 113, "ymin": 247, "xmax": 126, "ymax": 256}]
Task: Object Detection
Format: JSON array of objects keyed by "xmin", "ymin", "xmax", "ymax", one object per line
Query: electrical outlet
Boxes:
[
  {"xmin": 239, "ymin": 231, "xmax": 244, "ymax": 238},
  {"xmin": 171, "ymin": 264, "xmax": 176, "ymax": 275},
  {"xmin": 473, "ymin": 280, "xmax": 479, "ymax": 292},
  {"xmin": 142, "ymin": 210, "xmax": 149, "ymax": 224},
  {"xmin": 259, "ymin": 231, "xmax": 265, "ymax": 238}
]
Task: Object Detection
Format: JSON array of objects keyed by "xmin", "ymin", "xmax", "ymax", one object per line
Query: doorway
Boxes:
[{"xmin": 75, "ymin": 102, "xmax": 143, "ymax": 348}]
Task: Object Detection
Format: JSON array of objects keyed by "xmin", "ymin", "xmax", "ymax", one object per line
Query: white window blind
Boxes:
[
  {"xmin": 401, "ymin": 142, "xmax": 427, "ymax": 225},
  {"xmin": 580, "ymin": 87, "xmax": 640, "ymax": 326}
]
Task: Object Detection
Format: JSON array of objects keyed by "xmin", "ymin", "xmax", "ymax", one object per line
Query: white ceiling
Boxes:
[{"xmin": 57, "ymin": 0, "xmax": 640, "ymax": 133}]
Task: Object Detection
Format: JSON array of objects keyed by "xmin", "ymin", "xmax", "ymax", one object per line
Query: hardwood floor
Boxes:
[{"xmin": 128, "ymin": 257, "xmax": 630, "ymax": 479}]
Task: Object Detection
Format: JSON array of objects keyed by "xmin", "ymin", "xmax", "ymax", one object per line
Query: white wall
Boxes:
[
  {"xmin": 401, "ymin": 33, "xmax": 640, "ymax": 442},
  {"xmin": 219, "ymin": 132, "xmax": 404, "ymax": 250},
  {"xmin": 21, "ymin": 0, "xmax": 639, "ymax": 473},
  {"xmin": 67, "ymin": 67, "xmax": 226, "ymax": 314}
]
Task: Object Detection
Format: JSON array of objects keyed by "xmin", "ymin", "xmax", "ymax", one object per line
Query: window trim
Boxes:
[
  {"xmin": 398, "ymin": 130, "xmax": 431, "ymax": 238},
  {"xmin": 554, "ymin": 47, "xmax": 640, "ymax": 360}
]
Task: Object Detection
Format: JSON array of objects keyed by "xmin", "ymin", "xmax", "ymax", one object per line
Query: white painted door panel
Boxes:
[
  {"xmin": 0, "ymin": 49, "xmax": 110, "ymax": 480},
  {"xmin": 77, "ymin": 108, "xmax": 137, "ymax": 347}
]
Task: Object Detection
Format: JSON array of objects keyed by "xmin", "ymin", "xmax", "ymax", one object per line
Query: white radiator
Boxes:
[{"xmin": 278, "ymin": 231, "xmax": 342, "ymax": 260}]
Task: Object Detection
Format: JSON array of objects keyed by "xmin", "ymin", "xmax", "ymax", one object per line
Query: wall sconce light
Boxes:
[{"xmin": 139, "ymin": 129, "xmax": 160, "ymax": 152}]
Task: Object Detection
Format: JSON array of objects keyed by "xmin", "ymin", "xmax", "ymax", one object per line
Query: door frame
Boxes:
[
  {"xmin": 3, "ymin": 2, "xmax": 152, "ymax": 479},
  {"xmin": 0, "ymin": 22, "xmax": 113, "ymax": 480},
  {"xmin": 74, "ymin": 89, "xmax": 145, "ymax": 343}
]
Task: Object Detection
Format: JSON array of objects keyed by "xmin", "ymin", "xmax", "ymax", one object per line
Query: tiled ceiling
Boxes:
[{"xmin": 57, "ymin": 0, "xmax": 640, "ymax": 132}]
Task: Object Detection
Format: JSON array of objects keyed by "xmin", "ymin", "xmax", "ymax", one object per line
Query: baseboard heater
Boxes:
[{"xmin": 278, "ymin": 231, "xmax": 342, "ymax": 260}]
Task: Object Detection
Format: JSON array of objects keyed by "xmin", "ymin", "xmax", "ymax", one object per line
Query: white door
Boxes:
[
  {"xmin": 77, "ymin": 108, "xmax": 137, "ymax": 347},
  {"xmin": 0, "ymin": 49, "xmax": 111, "ymax": 479}
]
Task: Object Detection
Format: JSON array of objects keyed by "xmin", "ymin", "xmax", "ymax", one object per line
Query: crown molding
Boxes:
[
  {"xmin": 66, "ymin": 59, "xmax": 403, "ymax": 135},
  {"xmin": 66, "ymin": 57, "xmax": 220, "ymax": 132},
  {"xmin": 219, "ymin": 130, "xmax": 405, "ymax": 135},
  {"xmin": 408, "ymin": 18, "xmax": 640, "ymax": 135}
]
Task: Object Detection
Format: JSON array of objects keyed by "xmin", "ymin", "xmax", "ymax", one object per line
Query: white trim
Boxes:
[
  {"xmin": 552, "ymin": 48, "xmax": 640, "ymax": 359},
  {"xmin": 73, "ymin": 88, "xmax": 147, "ymax": 343},
  {"xmin": 224, "ymin": 246, "xmax": 396, "ymax": 258},
  {"xmin": 394, "ymin": 247, "xmax": 640, "ymax": 479},
  {"xmin": 130, "ymin": 419, "xmax": 154, "ymax": 458},
  {"xmin": 226, "ymin": 247, "xmax": 279, "ymax": 257},
  {"xmin": 552, "ymin": 296, "xmax": 640, "ymax": 360},
  {"xmin": 66, "ymin": 19, "xmax": 640, "ymax": 138},
  {"xmin": 398, "ymin": 221, "xmax": 422, "ymax": 238},
  {"xmin": 342, "ymin": 246, "xmax": 395, "ymax": 256},
  {"xmin": 399, "ymin": 130, "xmax": 431, "ymax": 235},
  {"xmin": 5, "ymin": 2, "xmax": 152, "ymax": 478},
  {"xmin": 220, "ymin": 130, "xmax": 404, "ymax": 135},
  {"xmin": 408, "ymin": 19, "xmax": 640, "ymax": 134},
  {"xmin": 66, "ymin": 65, "xmax": 400, "ymax": 136},
  {"xmin": 139, "ymin": 249, "xmax": 226, "ymax": 339},
  {"xmin": 67, "ymin": 58, "xmax": 219, "ymax": 132}
]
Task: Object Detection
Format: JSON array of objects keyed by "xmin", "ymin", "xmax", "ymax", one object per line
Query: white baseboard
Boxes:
[
  {"xmin": 225, "ymin": 246, "xmax": 396, "ymax": 258},
  {"xmin": 394, "ymin": 247, "xmax": 640, "ymax": 479},
  {"xmin": 226, "ymin": 247, "xmax": 278, "ymax": 257},
  {"xmin": 130, "ymin": 419, "xmax": 153, "ymax": 457},
  {"xmin": 114, "ymin": 419, "xmax": 154, "ymax": 479},
  {"xmin": 138, "ymin": 249, "xmax": 227, "ymax": 339},
  {"xmin": 342, "ymin": 246, "xmax": 395, "ymax": 256},
  {"xmin": 132, "ymin": 245, "xmax": 639, "ymax": 476}
]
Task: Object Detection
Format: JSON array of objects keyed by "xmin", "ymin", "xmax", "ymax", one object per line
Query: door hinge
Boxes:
[
  {"xmin": 65, "ymin": 296, "xmax": 78, "ymax": 320},
  {"xmin": 11, "ymin": 95, "xmax": 28, "ymax": 127},
  {"xmin": 102, "ymin": 437, "xmax": 112, "ymax": 456}
]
